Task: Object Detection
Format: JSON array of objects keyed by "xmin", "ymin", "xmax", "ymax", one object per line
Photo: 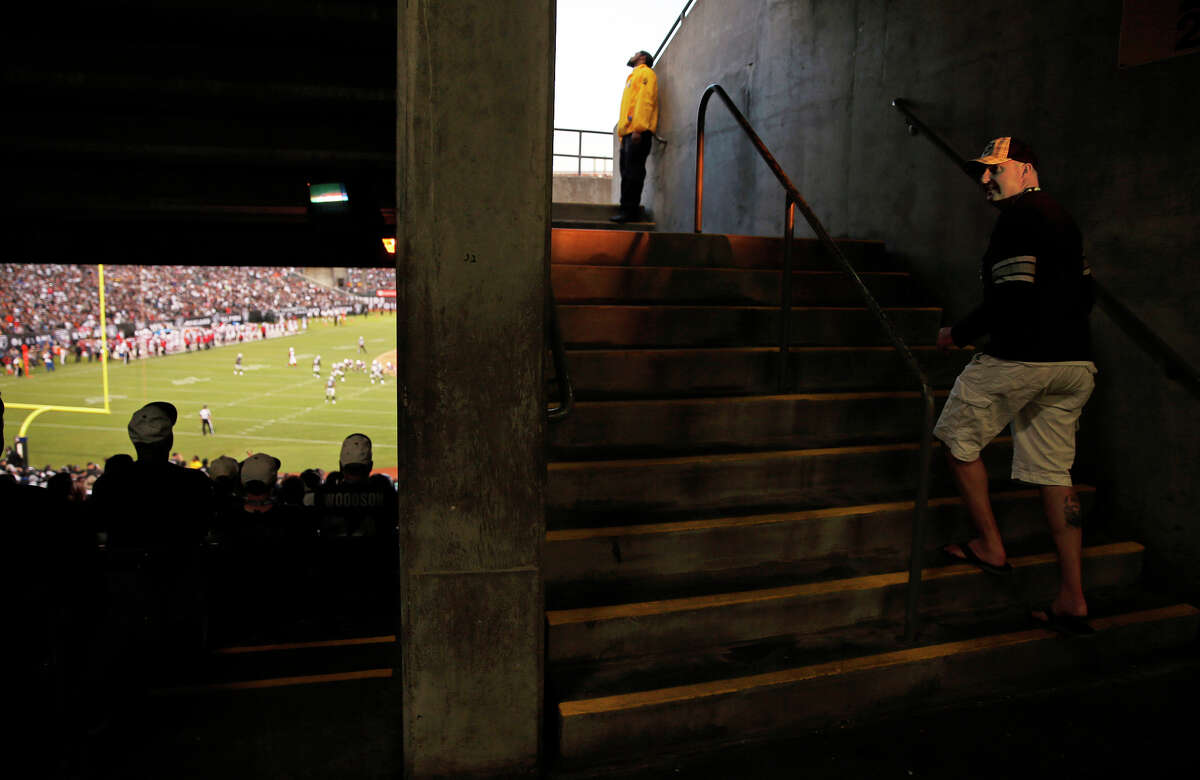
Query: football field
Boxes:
[{"xmin": 0, "ymin": 314, "xmax": 399, "ymax": 475}]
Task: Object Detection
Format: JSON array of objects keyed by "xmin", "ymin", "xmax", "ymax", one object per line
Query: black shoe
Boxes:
[{"xmin": 609, "ymin": 211, "xmax": 631, "ymax": 223}]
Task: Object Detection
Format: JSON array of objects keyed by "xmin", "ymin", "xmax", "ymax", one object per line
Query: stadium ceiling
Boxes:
[{"xmin": 5, "ymin": 1, "xmax": 396, "ymax": 267}]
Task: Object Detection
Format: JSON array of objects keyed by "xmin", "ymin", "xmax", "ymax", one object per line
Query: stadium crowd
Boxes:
[
  {"xmin": 1, "ymin": 262, "xmax": 397, "ymax": 373},
  {"xmin": 5, "ymin": 394, "xmax": 398, "ymax": 771}
]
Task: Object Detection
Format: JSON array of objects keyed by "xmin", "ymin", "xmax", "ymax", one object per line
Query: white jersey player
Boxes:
[
  {"xmin": 370, "ymin": 360, "xmax": 384, "ymax": 385},
  {"xmin": 234, "ymin": 352, "xmax": 245, "ymax": 375},
  {"xmin": 288, "ymin": 346, "xmax": 297, "ymax": 367},
  {"xmin": 325, "ymin": 376, "xmax": 337, "ymax": 404},
  {"xmin": 312, "ymin": 354, "xmax": 321, "ymax": 377}
]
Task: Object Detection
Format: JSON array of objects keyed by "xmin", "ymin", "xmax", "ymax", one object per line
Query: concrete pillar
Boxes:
[{"xmin": 398, "ymin": 1, "xmax": 551, "ymax": 777}]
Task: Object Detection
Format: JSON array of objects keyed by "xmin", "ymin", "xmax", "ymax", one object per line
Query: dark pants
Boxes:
[{"xmin": 619, "ymin": 132, "xmax": 653, "ymax": 215}]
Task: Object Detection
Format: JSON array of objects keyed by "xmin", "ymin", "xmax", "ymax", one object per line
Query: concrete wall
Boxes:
[
  {"xmin": 648, "ymin": 0, "xmax": 1200, "ymax": 595},
  {"xmin": 398, "ymin": 0, "xmax": 550, "ymax": 776},
  {"xmin": 552, "ymin": 174, "xmax": 612, "ymax": 204}
]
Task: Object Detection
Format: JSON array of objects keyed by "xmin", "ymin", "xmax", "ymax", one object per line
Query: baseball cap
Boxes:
[
  {"xmin": 241, "ymin": 452, "xmax": 281, "ymax": 487},
  {"xmin": 339, "ymin": 433, "xmax": 373, "ymax": 469},
  {"xmin": 969, "ymin": 137, "xmax": 1038, "ymax": 171},
  {"xmin": 127, "ymin": 402, "xmax": 178, "ymax": 445},
  {"xmin": 208, "ymin": 455, "xmax": 239, "ymax": 481}
]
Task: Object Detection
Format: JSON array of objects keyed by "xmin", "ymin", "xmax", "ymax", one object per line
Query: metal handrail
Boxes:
[
  {"xmin": 891, "ymin": 98, "xmax": 1200, "ymax": 400},
  {"xmin": 546, "ymin": 285, "xmax": 574, "ymax": 422},
  {"xmin": 653, "ymin": 0, "xmax": 698, "ymax": 65},
  {"xmin": 696, "ymin": 84, "xmax": 936, "ymax": 643},
  {"xmin": 553, "ymin": 127, "xmax": 614, "ymax": 176}
]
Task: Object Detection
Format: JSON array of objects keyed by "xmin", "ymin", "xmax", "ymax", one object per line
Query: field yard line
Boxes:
[
  {"xmin": 225, "ymin": 376, "xmax": 320, "ymax": 408},
  {"xmin": 24, "ymin": 421, "xmax": 397, "ymax": 449},
  {"xmin": 208, "ymin": 415, "xmax": 396, "ymax": 429}
]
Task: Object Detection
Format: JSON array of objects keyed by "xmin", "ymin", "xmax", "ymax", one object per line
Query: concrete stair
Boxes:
[
  {"xmin": 552, "ymin": 203, "xmax": 655, "ymax": 230},
  {"xmin": 545, "ymin": 229, "xmax": 1198, "ymax": 767}
]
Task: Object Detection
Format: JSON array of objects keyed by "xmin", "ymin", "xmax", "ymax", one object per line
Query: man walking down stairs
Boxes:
[{"xmin": 544, "ymin": 227, "xmax": 1199, "ymax": 770}]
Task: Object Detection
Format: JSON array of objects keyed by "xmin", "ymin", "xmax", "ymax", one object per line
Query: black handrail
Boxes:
[
  {"xmin": 546, "ymin": 286, "xmax": 575, "ymax": 422},
  {"xmin": 696, "ymin": 84, "xmax": 936, "ymax": 643},
  {"xmin": 653, "ymin": 0, "xmax": 697, "ymax": 65},
  {"xmin": 891, "ymin": 98, "xmax": 1200, "ymax": 400}
]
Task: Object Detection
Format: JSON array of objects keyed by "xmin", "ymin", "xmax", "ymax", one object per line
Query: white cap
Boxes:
[
  {"xmin": 339, "ymin": 433, "xmax": 372, "ymax": 468},
  {"xmin": 241, "ymin": 452, "xmax": 281, "ymax": 486}
]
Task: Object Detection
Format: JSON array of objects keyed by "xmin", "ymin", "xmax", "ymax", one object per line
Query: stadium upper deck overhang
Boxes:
[{"xmin": 5, "ymin": 0, "xmax": 397, "ymax": 268}]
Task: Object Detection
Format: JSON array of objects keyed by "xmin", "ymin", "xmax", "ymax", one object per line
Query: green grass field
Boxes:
[{"xmin": 1, "ymin": 314, "xmax": 398, "ymax": 474}]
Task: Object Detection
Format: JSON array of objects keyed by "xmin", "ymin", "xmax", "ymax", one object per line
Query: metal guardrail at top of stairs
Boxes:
[
  {"xmin": 891, "ymin": 97, "xmax": 1200, "ymax": 401},
  {"xmin": 694, "ymin": 83, "xmax": 937, "ymax": 643},
  {"xmin": 553, "ymin": 128, "xmax": 614, "ymax": 176}
]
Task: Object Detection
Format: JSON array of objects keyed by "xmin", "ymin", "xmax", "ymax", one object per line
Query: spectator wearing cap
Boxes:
[
  {"xmin": 219, "ymin": 453, "xmax": 315, "ymax": 639},
  {"xmin": 315, "ymin": 434, "xmax": 398, "ymax": 630},
  {"xmin": 205, "ymin": 455, "xmax": 242, "ymax": 532},
  {"xmin": 933, "ymin": 137, "xmax": 1096, "ymax": 636},
  {"xmin": 87, "ymin": 401, "xmax": 213, "ymax": 691},
  {"xmin": 319, "ymin": 433, "xmax": 398, "ymax": 537}
]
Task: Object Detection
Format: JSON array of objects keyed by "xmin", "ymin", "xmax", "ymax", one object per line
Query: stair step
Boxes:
[
  {"xmin": 546, "ymin": 542, "xmax": 1144, "ymax": 664},
  {"xmin": 562, "ymin": 345, "xmax": 973, "ymax": 398},
  {"xmin": 551, "ymin": 266, "xmax": 924, "ymax": 306},
  {"xmin": 544, "ymin": 487, "xmax": 1097, "ymax": 596},
  {"xmin": 557, "ymin": 305, "xmax": 941, "ymax": 348},
  {"xmin": 548, "ymin": 391, "xmax": 950, "ymax": 457},
  {"xmin": 547, "ymin": 439, "xmax": 1012, "ymax": 524},
  {"xmin": 555, "ymin": 603, "xmax": 1200, "ymax": 761},
  {"xmin": 151, "ymin": 635, "xmax": 396, "ymax": 694},
  {"xmin": 551, "ymin": 229, "xmax": 888, "ymax": 271},
  {"xmin": 552, "ymin": 219, "xmax": 657, "ymax": 231},
  {"xmin": 551, "ymin": 202, "xmax": 649, "ymax": 223}
]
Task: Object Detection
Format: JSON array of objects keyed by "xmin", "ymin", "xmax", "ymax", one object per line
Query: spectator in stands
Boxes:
[
  {"xmin": 318, "ymin": 433, "xmax": 397, "ymax": 538},
  {"xmin": 88, "ymin": 402, "xmax": 213, "ymax": 697}
]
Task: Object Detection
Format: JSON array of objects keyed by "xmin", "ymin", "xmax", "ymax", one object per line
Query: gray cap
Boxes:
[{"xmin": 128, "ymin": 402, "xmax": 178, "ymax": 445}]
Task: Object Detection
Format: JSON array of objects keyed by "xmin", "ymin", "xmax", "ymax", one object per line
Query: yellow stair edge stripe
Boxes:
[
  {"xmin": 567, "ymin": 345, "xmax": 966, "ymax": 355},
  {"xmin": 548, "ymin": 438, "xmax": 986, "ymax": 472},
  {"xmin": 149, "ymin": 668, "xmax": 393, "ymax": 696},
  {"xmin": 545, "ymin": 541, "xmax": 1143, "ymax": 626},
  {"xmin": 552, "ymin": 265, "xmax": 911, "ymax": 276},
  {"xmin": 547, "ymin": 487, "xmax": 1099, "ymax": 542},
  {"xmin": 561, "ymin": 390, "xmax": 951, "ymax": 408},
  {"xmin": 212, "ymin": 635, "xmax": 397, "ymax": 655},
  {"xmin": 558, "ymin": 604, "xmax": 1199, "ymax": 717},
  {"xmin": 559, "ymin": 304, "xmax": 941, "ymax": 312}
]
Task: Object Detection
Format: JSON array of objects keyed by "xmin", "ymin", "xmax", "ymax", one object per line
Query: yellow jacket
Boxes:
[{"xmin": 618, "ymin": 64, "xmax": 658, "ymax": 137}]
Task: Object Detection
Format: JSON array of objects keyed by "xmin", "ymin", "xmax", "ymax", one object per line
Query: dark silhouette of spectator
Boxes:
[
  {"xmin": 314, "ymin": 434, "xmax": 398, "ymax": 633},
  {"xmin": 3, "ymin": 392, "xmax": 98, "ymax": 768},
  {"xmin": 46, "ymin": 470, "xmax": 79, "ymax": 502},
  {"xmin": 279, "ymin": 474, "xmax": 306, "ymax": 506},
  {"xmin": 217, "ymin": 453, "xmax": 316, "ymax": 640},
  {"xmin": 88, "ymin": 401, "xmax": 214, "ymax": 703}
]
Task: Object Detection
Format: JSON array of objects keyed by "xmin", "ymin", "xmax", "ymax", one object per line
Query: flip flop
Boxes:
[
  {"xmin": 942, "ymin": 540, "xmax": 1013, "ymax": 575},
  {"xmin": 1031, "ymin": 604, "xmax": 1094, "ymax": 636}
]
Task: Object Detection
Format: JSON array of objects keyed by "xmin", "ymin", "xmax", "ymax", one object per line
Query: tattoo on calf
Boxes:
[{"xmin": 1064, "ymin": 495, "xmax": 1083, "ymax": 528}]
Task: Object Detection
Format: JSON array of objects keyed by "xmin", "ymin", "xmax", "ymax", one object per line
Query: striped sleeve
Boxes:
[{"xmin": 991, "ymin": 255, "xmax": 1036, "ymax": 285}]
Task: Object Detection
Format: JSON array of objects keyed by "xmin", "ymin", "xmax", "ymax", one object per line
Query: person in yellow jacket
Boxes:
[{"xmin": 611, "ymin": 50, "xmax": 658, "ymax": 223}]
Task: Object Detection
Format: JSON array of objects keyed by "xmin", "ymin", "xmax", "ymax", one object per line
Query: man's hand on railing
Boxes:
[{"xmin": 936, "ymin": 326, "xmax": 957, "ymax": 351}]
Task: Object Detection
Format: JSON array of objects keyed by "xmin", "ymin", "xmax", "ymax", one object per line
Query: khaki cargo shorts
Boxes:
[{"xmin": 932, "ymin": 354, "xmax": 1096, "ymax": 486}]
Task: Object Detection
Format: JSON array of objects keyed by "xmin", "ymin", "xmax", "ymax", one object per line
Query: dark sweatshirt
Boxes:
[{"xmin": 951, "ymin": 189, "xmax": 1094, "ymax": 362}]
